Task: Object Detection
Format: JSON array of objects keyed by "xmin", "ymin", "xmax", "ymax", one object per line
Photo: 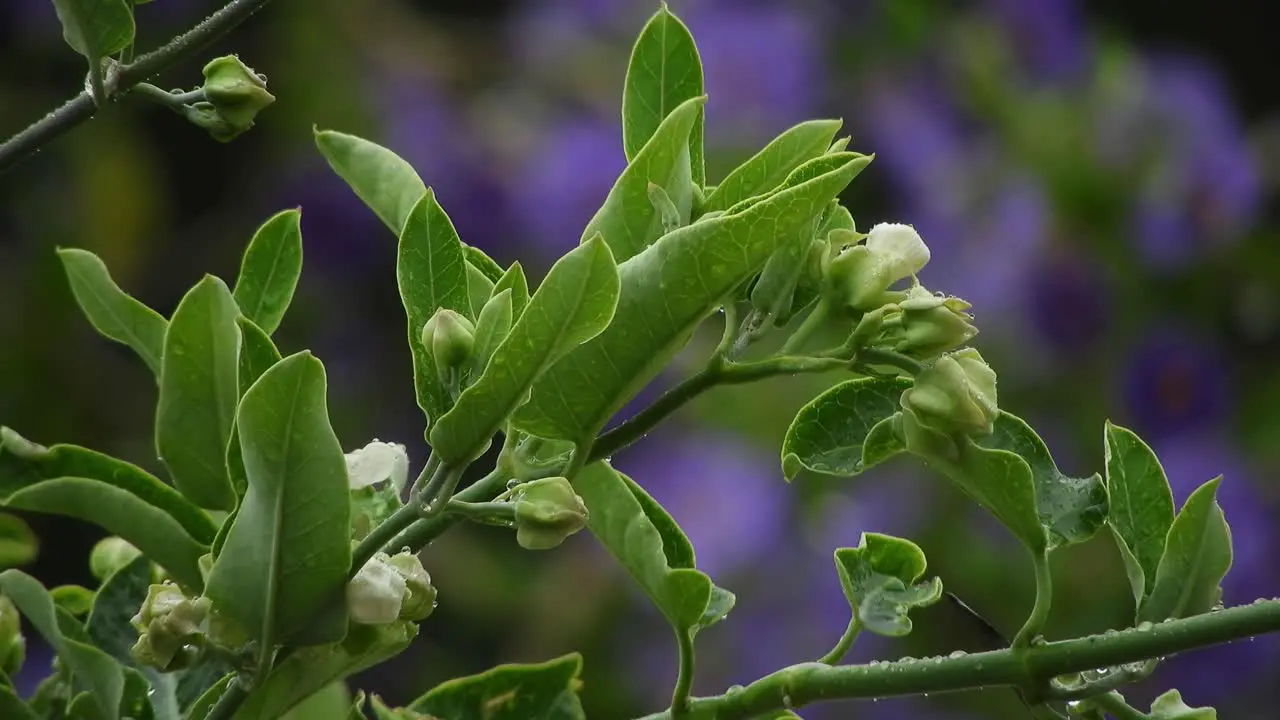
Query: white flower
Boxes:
[
  {"xmin": 826, "ymin": 223, "xmax": 932, "ymax": 311},
  {"xmin": 864, "ymin": 222, "xmax": 930, "ymax": 281},
  {"xmin": 345, "ymin": 440, "xmax": 409, "ymax": 492},
  {"xmin": 347, "ymin": 553, "xmax": 407, "ymax": 625}
]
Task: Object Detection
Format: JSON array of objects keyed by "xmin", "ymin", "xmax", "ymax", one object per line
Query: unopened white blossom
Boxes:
[
  {"xmin": 345, "ymin": 440, "xmax": 409, "ymax": 493},
  {"xmin": 347, "ymin": 553, "xmax": 407, "ymax": 625}
]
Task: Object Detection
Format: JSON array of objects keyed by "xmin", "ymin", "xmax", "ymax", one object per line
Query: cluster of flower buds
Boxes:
[
  {"xmin": 824, "ymin": 223, "xmax": 931, "ymax": 312},
  {"xmin": 422, "ymin": 308, "xmax": 476, "ymax": 389},
  {"xmin": 511, "ymin": 476, "xmax": 589, "ymax": 550},
  {"xmin": 182, "ymin": 55, "xmax": 276, "ymax": 142},
  {"xmin": 900, "ymin": 348, "xmax": 999, "ymax": 458},
  {"xmin": 0, "ymin": 595, "xmax": 24, "ymax": 676},
  {"xmin": 347, "ymin": 551, "xmax": 437, "ymax": 626},
  {"xmin": 346, "ymin": 440, "xmax": 410, "ymax": 540},
  {"xmin": 130, "ymin": 583, "xmax": 212, "ymax": 671},
  {"xmin": 880, "ymin": 285, "xmax": 979, "ymax": 359}
]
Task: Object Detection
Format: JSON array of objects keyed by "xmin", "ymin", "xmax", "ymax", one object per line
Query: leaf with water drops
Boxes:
[
  {"xmin": 1139, "ymin": 477, "xmax": 1232, "ymax": 623},
  {"xmin": 782, "ymin": 377, "xmax": 912, "ymax": 481},
  {"xmin": 834, "ymin": 533, "xmax": 941, "ymax": 637},
  {"xmin": 409, "ymin": 653, "xmax": 585, "ymax": 720},
  {"xmin": 1104, "ymin": 422, "xmax": 1176, "ymax": 608}
]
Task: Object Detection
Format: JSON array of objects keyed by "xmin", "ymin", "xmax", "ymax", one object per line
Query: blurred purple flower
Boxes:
[
  {"xmin": 862, "ymin": 78, "xmax": 969, "ymax": 218},
  {"xmin": 13, "ymin": 638, "xmax": 53, "ymax": 698},
  {"xmin": 984, "ymin": 0, "xmax": 1088, "ymax": 81},
  {"xmin": 1022, "ymin": 247, "xmax": 1111, "ymax": 354},
  {"xmin": 1122, "ymin": 327, "xmax": 1232, "ymax": 442},
  {"xmin": 270, "ymin": 161, "xmax": 387, "ymax": 272}
]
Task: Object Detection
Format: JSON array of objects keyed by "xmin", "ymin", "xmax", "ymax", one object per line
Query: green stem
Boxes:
[
  {"xmin": 130, "ymin": 82, "xmax": 206, "ymax": 110},
  {"xmin": 856, "ymin": 347, "xmax": 925, "ymax": 376},
  {"xmin": 204, "ymin": 677, "xmax": 249, "ymax": 720},
  {"xmin": 671, "ymin": 630, "xmax": 695, "ymax": 717},
  {"xmin": 630, "ymin": 598, "xmax": 1280, "ymax": 719},
  {"xmin": 1089, "ymin": 692, "xmax": 1148, "ymax": 720},
  {"xmin": 0, "ymin": 0, "xmax": 276, "ymax": 174},
  {"xmin": 385, "ymin": 469, "xmax": 511, "ymax": 553},
  {"xmin": 1013, "ymin": 551, "xmax": 1053, "ymax": 649},
  {"xmin": 419, "ymin": 464, "xmax": 466, "ymax": 517},
  {"xmin": 588, "ymin": 355, "xmax": 847, "ymax": 462},
  {"xmin": 817, "ymin": 616, "xmax": 861, "ymax": 665},
  {"xmin": 711, "ymin": 302, "xmax": 741, "ymax": 363},
  {"xmin": 350, "ymin": 503, "xmax": 421, "ymax": 576},
  {"xmin": 779, "ymin": 298, "xmax": 831, "ymax": 355},
  {"xmin": 446, "ymin": 500, "xmax": 515, "ymax": 525}
]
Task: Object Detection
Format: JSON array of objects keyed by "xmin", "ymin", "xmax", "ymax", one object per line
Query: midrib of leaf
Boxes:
[
  {"xmin": 243, "ymin": 238, "xmax": 287, "ymax": 324},
  {"xmin": 209, "ymin": 300, "xmax": 235, "ymax": 479},
  {"xmin": 69, "ymin": 261, "xmax": 161, "ymax": 371}
]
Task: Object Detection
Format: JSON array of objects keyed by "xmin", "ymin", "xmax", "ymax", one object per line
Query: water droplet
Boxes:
[
  {"xmin": 1136, "ymin": 621, "xmax": 1153, "ymax": 631},
  {"xmin": 782, "ymin": 694, "xmax": 793, "ymax": 708},
  {"xmin": 506, "ymin": 479, "xmax": 521, "ymax": 490},
  {"xmin": 899, "ymin": 655, "xmax": 916, "ymax": 663},
  {"xmin": 948, "ymin": 650, "xmax": 967, "ymax": 659}
]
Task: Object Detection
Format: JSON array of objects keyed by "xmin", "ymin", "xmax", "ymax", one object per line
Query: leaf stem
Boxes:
[
  {"xmin": 446, "ymin": 500, "xmax": 516, "ymax": 525},
  {"xmin": 856, "ymin": 347, "xmax": 925, "ymax": 376},
  {"xmin": 1088, "ymin": 692, "xmax": 1148, "ymax": 719},
  {"xmin": 0, "ymin": 0, "xmax": 276, "ymax": 174},
  {"xmin": 817, "ymin": 616, "xmax": 861, "ymax": 665},
  {"xmin": 779, "ymin": 298, "xmax": 831, "ymax": 355},
  {"xmin": 204, "ymin": 677, "xmax": 249, "ymax": 720},
  {"xmin": 129, "ymin": 82, "xmax": 206, "ymax": 110},
  {"xmin": 384, "ymin": 469, "xmax": 511, "ymax": 552},
  {"xmin": 1013, "ymin": 551, "xmax": 1053, "ymax": 649},
  {"xmin": 350, "ymin": 503, "xmax": 421, "ymax": 576},
  {"xmin": 671, "ymin": 629, "xmax": 696, "ymax": 717}
]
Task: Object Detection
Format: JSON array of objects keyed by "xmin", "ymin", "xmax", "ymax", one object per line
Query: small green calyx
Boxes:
[
  {"xmin": 900, "ymin": 348, "xmax": 998, "ymax": 456},
  {"xmin": 0, "ymin": 595, "xmax": 25, "ymax": 676},
  {"xmin": 89, "ymin": 536, "xmax": 142, "ymax": 582},
  {"xmin": 512, "ymin": 476, "xmax": 589, "ymax": 550},
  {"xmin": 884, "ymin": 285, "xmax": 978, "ymax": 359},
  {"xmin": 422, "ymin": 308, "xmax": 476, "ymax": 379},
  {"xmin": 129, "ymin": 582, "xmax": 211, "ymax": 671},
  {"xmin": 825, "ymin": 223, "xmax": 929, "ymax": 311},
  {"xmin": 186, "ymin": 55, "xmax": 275, "ymax": 142}
]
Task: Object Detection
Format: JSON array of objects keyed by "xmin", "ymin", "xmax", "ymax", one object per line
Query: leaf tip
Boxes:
[{"xmin": 781, "ymin": 453, "xmax": 804, "ymax": 482}]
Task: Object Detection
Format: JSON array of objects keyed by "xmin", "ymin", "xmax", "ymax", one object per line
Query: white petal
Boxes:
[
  {"xmin": 345, "ymin": 440, "xmax": 410, "ymax": 491},
  {"xmin": 866, "ymin": 223, "xmax": 930, "ymax": 278},
  {"xmin": 347, "ymin": 555, "xmax": 406, "ymax": 625}
]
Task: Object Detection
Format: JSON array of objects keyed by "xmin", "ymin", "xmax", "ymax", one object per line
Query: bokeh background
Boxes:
[{"xmin": 3, "ymin": 0, "xmax": 1280, "ymax": 717}]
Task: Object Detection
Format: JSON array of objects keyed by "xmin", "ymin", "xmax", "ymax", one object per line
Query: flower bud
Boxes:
[
  {"xmin": 129, "ymin": 583, "xmax": 210, "ymax": 671},
  {"xmin": 89, "ymin": 537, "xmax": 142, "ymax": 582},
  {"xmin": 346, "ymin": 440, "xmax": 410, "ymax": 493},
  {"xmin": 826, "ymin": 223, "xmax": 930, "ymax": 311},
  {"xmin": 196, "ymin": 55, "xmax": 275, "ymax": 142},
  {"xmin": 347, "ymin": 553, "xmax": 406, "ymax": 625},
  {"xmin": 421, "ymin": 308, "xmax": 476, "ymax": 376},
  {"xmin": 900, "ymin": 349, "xmax": 998, "ymax": 444},
  {"xmin": 0, "ymin": 595, "xmax": 25, "ymax": 676},
  {"xmin": 385, "ymin": 551, "xmax": 437, "ymax": 621},
  {"xmin": 888, "ymin": 285, "xmax": 979, "ymax": 358},
  {"xmin": 512, "ymin": 477, "xmax": 589, "ymax": 550}
]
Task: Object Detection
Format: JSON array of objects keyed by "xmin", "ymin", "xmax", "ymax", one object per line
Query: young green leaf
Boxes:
[
  {"xmin": 398, "ymin": 190, "xmax": 471, "ymax": 431},
  {"xmin": 232, "ymin": 209, "xmax": 304, "ymax": 335},
  {"xmin": 861, "ymin": 414, "xmax": 906, "ymax": 469},
  {"xmin": 0, "ymin": 685, "xmax": 38, "ymax": 720},
  {"xmin": 1148, "ymin": 689, "xmax": 1217, "ymax": 719},
  {"xmin": 1104, "ymin": 422, "xmax": 1176, "ymax": 605},
  {"xmin": 781, "ymin": 377, "xmax": 913, "ymax": 481},
  {"xmin": 464, "ymin": 246, "xmax": 506, "ymax": 284},
  {"xmin": 228, "ymin": 316, "xmax": 283, "ymax": 496},
  {"xmin": 467, "ymin": 289, "xmax": 513, "ymax": 385},
  {"xmin": 703, "ymin": 119, "xmax": 843, "ymax": 212},
  {"xmin": 431, "ymin": 237, "xmax": 619, "ymax": 464},
  {"xmin": 466, "ymin": 261, "xmax": 495, "ymax": 320},
  {"xmin": 50, "ymin": 585, "xmax": 95, "ymax": 616},
  {"xmin": 57, "ymin": 248, "xmax": 168, "ymax": 376},
  {"xmin": 858, "ymin": 578, "xmax": 944, "ymax": 637},
  {"xmin": 834, "ymin": 533, "xmax": 942, "ymax": 637},
  {"xmin": 205, "ymin": 352, "xmax": 352, "ymax": 649},
  {"xmin": 1139, "ymin": 477, "xmax": 1232, "ymax": 623},
  {"xmin": 156, "ymin": 276, "xmax": 241, "ymax": 511},
  {"xmin": 315, "ymin": 129, "xmax": 426, "ymax": 235},
  {"xmin": 50, "ymin": 0, "xmax": 134, "ymax": 67},
  {"xmin": 492, "ymin": 262, "xmax": 531, "ymax": 319},
  {"xmin": 236, "ymin": 622, "xmax": 416, "ymax": 719},
  {"xmin": 184, "ymin": 675, "xmax": 234, "ymax": 720},
  {"xmin": 622, "ymin": 4, "xmax": 704, "ymax": 184},
  {"xmin": 0, "ymin": 428, "xmax": 214, "ymax": 589},
  {"xmin": 749, "ymin": 215, "xmax": 819, "ymax": 321},
  {"xmin": 513, "ymin": 154, "xmax": 872, "ymax": 442},
  {"xmin": 0, "ymin": 570, "xmax": 124, "ymax": 720},
  {"xmin": 0, "ymin": 512, "xmax": 37, "ymax": 569},
  {"xmin": 409, "ymin": 653, "xmax": 584, "ymax": 720}
]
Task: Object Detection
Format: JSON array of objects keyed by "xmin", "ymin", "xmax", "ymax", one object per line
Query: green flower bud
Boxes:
[
  {"xmin": 347, "ymin": 553, "xmax": 406, "ymax": 625},
  {"xmin": 0, "ymin": 595, "xmax": 25, "ymax": 676},
  {"xmin": 129, "ymin": 583, "xmax": 210, "ymax": 671},
  {"xmin": 89, "ymin": 537, "xmax": 142, "ymax": 582},
  {"xmin": 900, "ymin": 348, "xmax": 998, "ymax": 450},
  {"xmin": 826, "ymin": 223, "xmax": 930, "ymax": 311},
  {"xmin": 512, "ymin": 477, "xmax": 589, "ymax": 550},
  {"xmin": 421, "ymin": 308, "xmax": 476, "ymax": 374},
  {"xmin": 886, "ymin": 285, "xmax": 979, "ymax": 359},
  {"xmin": 385, "ymin": 551, "xmax": 437, "ymax": 621},
  {"xmin": 196, "ymin": 55, "xmax": 275, "ymax": 142}
]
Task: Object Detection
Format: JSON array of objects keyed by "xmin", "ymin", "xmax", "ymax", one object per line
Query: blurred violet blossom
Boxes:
[
  {"xmin": 983, "ymin": 0, "xmax": 1088, "ymax": 82},
  {"xmin": 1122, "ymin": 326, "xmax": 1232, "ymax": 442},
  {"xmin": 1022, "ymin": 247, "xmax": 1112, "ymax": 354}
]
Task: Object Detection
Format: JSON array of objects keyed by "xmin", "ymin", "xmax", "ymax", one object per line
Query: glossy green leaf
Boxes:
[
  {"xmin": 315, "ymin": 129, "xmax": 426, "ymax": 235},
  {"xmin": 858, "ymin": 577, "xmax": 943, "ymax": 637},
  {"xmin": 278, "ymin": 682, "xmax": 351, "ymax": 720},
  {"xmin": 0, "ymin": 570, "xmax": 123, "ymax": 720},
  {"xmin": 467, "ymin": 261, "xmax": 495, "ymax": 320},
  {"xmin": 431, "ymin": 237, "xmax": 620, "ymax": 464},
  {"xmin": 0, "ymin": 684, "xmax": 38, "ymax": 720},
  {"xmin": 398, "ymin": 190, "xmax": 471, "ymax": 431},
  {"xmin": 1139, "ymin": 477, "xmax": 1232, "ymax": 623},
  {"xmin": 119, "ymin": 668, "xmax": 158, "ymax": 720},
  {"xmin": 514, "ymin": 154, "xmax": 871, "ymax": 442},
  {"xmin": 1104, "ymin": 422, "xmax": 1175, "ymax": 604},
  {"xmin": 409, "ymin": 653, "xmax": 584, "ymax": 720},
  {"xmin": 57, "ymin": 248, "xmax": 168, "ymax": 376},
  {"xmin": 622, "ymin": 4, "xmax": 704, "ymax": 185},
  {"xmin": 590, "ymin": 96, "xmax": 703, "ymax": 263},
  {"xmin": 492, "ymin": 262, "xmax": 531, "ymax": 319},
  {"xmin": 50, "ymin": 585, "xmax": 95, "ymax": 616},
  {"xmin": 704, "ymin": 119, "xmax": 843, "ymax": 212},
  {"xmin": 50, "ymin": 0, "xmax": 134, "ymax": 63},
  {"xmin": 183, "ymin": 675, "xmax": 233, "ymax": 720},
  {"xmin": 781, "ymin": 377, "xmax": 913, "ymax": 481},
  {"xmin": 467, "ymin": 289, "xmax": 513, "ymax": 386},
  {"xmin": 205, "ymin": 352, "xmax": 352, "ymax": 648},
  {"xmin": 861, "ymin": 414, "xmax": 906, "ymax": 469},
  {"xmin": 1149, "ymin": 690, "xmax": 1217, "ymax": 719},
  {"xmin": 156, "ymin": 276, "xmax": 241, "ymax": 511},
  {"xmin": 834, "ymin": 533, "xmax": 941, "ymax": 637},
  {"xmin": 229, "ymin": 316, "xmax": 283, "ymax": 495},
  {"xmin": 0, "ymin": 512, "xmax": 37, "ymax": 568},
  {"xmin": 647, "ymin": 182, "xmax": 682, "ymax": 234},
  {"xmin": 749, "ymin": 213, "xmax": 818, "ymax": 321},
  {"xmin": 232, "ymin": 209, "xmax": 303, "ymax": 335},
  {"xmin": 237, "ymin": 621, "xmax": 416, "ymax": 719},
  {"xmin": 0, "ymin": 428, "xmax": 213, "ymax": 590},
  {"xmin": 979, "ymin": 413, "xmax": 1108, "ymax": 549},
  {"xmin": 464, "ymin": 246, "xmax": 506, "ymax": 284}
]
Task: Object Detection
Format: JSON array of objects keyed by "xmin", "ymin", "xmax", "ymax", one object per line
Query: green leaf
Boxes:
[
  {"xmin": 50, "ymin": 585, "xmax": 95, "ymax": 616},
  {"xmin": 279, "ymin": 682, "xmax": 351, "ymax": 720},
  {"xmin": 409, "ymin": 653, "xmax": 584, "ymax": 720},
  {"xmin": 1149, "ymin": 689, "xmax": 1216, "ymax": 719},
  {"xmin": 0, "ymin": 428, "xmax": 213, "ymax": 590},
  {"xmin": 978, "ymin": 413, "xmax": 1108, "ymax": 549},
  {"xmin": 622, "ymin": 4, "xmax": 704, "ymax": 185},
  {"xmin": 315, "ymin": 129, "xmax": 426, "ymax": 235},
  {"xmin": 50, "ymin": 0, "xmax": 134, "ymax": 63},
  {"xmin": 0, "ymin": 512, "xmax": 37, "ymax": 568},
  {"xmin": 156, "ymin": 276, "xmax": 241, "ymax": 511},
  {"xmin": 647, "ymin": 182, "xmax": 682, "ymax": 233},
  {"xmin": 861, "ymin": 415, "xmax": 906, "ymax": 469},
  {"xmin": 464, "ymin": 246, "xmax": 506, "ymax": 284},
  {"xmin": 237, "ymin": 621, "xmax": 416, "ymax": 719},
  {"xmin": 57, "ymin": 248, "xmax": 168, "ymax": 376},
  {"xmin": 858, "ymin": 577, "xmax": 943, "ymax": 637},
  {"xmin": 467, "ymin": 290, "xmax": 513, "ymax": 386},
  {"xmin": 431, "ymin": 237, "xmax": 620, "ymax": 464},
  {"xmin": 232, "ymin": 209, "xmax": 304, "ymax": 336},
  {"xmin": 492, "ymin": 262, "xmax": 531, "ymax": 319},
  {"xmin": 748, "ymin": 212, "xmax": 819, "ymax": 321},
  {"xmin": 1138, "ymin": 477, "xmax": 1232, "ymax": 623},
  {"xmin": 205, "ymin": 352, "xmax": 352, "ymax": 648},
  {"xmin": 781, "ymin": 377, "xmax": 913, "ymax": 481},
  {"xmin": 590, "ymin": 96, "xmax": 703, "ymax": 263},
  {"xmin": 574, "ymin": 462, "xmax": 729, "ymax": 634},
  {"xmin": 119, "ymin": 667, "xmax": 158, "ymax": 720},
  {"xmin": 467, "ymin": 261, "xmax": 495, "ymax": 320},
  {"xmin": 833, "ymin": 533, "xmax": 941, "ymax": 637},
  {"xmin": 183, "ymin": 675, "xmax": 233, "ymax": 720},
  {"xmin": 0, "ymin": 570, "xmax": 123, "ymax": 720},
  {"xmin": 703, "ymin": 119, "xmax": 843, "ymax": 212},
  {"xmin": 229, "ymin": 316, "xmax": 284, "ymax": 494},
  {"xmin": 397, "ymin": 191, "xmax": 471, "ymax": 431},
  {"xmin": 1104, "ymin": 422, "xmax": 1175, "ymax": 604},
  {"xmin": 0, "ymin": 684, "xmax": 38, "ymax": 720},
  {"xmin": 514, "ymin": 154, "xmax": 872, "ymax": 442}
]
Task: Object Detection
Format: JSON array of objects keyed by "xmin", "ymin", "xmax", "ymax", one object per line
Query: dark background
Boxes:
[{"xmin": 3, "ymin": 0, "xmax": 1279, "ymax": 717}]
